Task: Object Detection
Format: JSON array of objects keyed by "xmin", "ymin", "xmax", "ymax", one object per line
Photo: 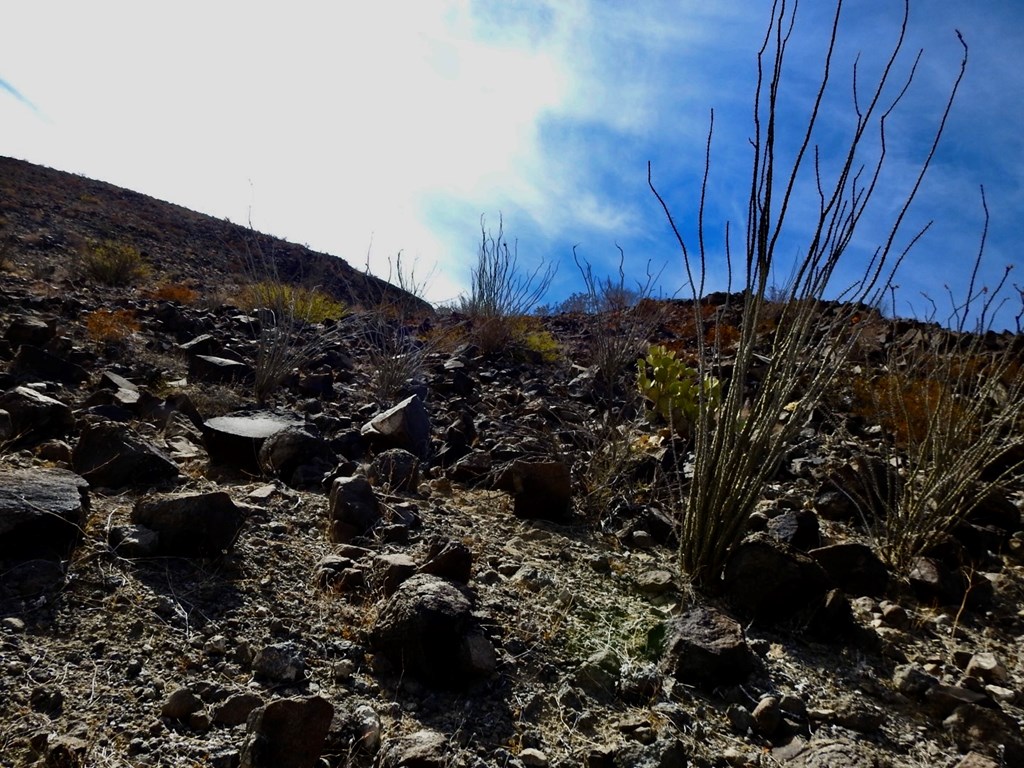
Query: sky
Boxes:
[{"xmin": 2, "ymin": 1, "xmax": 1022, "ymax": 327}]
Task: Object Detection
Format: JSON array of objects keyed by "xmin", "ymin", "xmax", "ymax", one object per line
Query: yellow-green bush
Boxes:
[
  {"xmin": 235, "ymin": 281, "xmax": 347, "ymax": 324},
  {"xmin": 79, "ymin": 239, "xmax": 149, "ymax": 285}
]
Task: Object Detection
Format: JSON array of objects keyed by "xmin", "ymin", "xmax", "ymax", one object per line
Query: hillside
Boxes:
[{"xmin": 1, "ymin": 157, "xmax": 1023, "ymax": 768}]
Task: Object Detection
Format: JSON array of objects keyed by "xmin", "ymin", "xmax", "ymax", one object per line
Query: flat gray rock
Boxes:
[{"xmin": 0, "ymin": 468, "xmax": 89, "ymax": 557}]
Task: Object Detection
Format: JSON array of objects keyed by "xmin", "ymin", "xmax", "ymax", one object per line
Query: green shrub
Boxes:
[
  {"xmin": 637, "ymin": 345, "xmax": 720, "ymax": 435},
  {"xmin": 80, "ymin": 239, "xmax": 149, "ymax": 285}
]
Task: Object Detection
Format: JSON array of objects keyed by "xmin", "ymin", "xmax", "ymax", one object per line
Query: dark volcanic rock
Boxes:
[
  {"xmin": 367, "ymin": 448, "xmax": 421, "ymax": 492},
  {"xmin": 10, "ymin": 344, "xmax": 89, "ymax": 383},
  {"xmin": 203, "ymin": 412, "xmax": 303, "ymax": 472},
  {"xmin": 661, "ymin": 605, "xmax": 756, "ymax": 691},
  {"xmin": 73, "ymin": 421, "xmax": 179, "ymax": 488},
  {"xmin": 327, "ymin": 475, "xmax": 381, "ymax": 542},
  {"xmin": 370, "ymin": 573, "xmax": 497, "ymax": 688},
  {"xmin": 5, "ymin": 315, "xmax": 55, "ymax": 348},
  {"xmin": 361, "ymin": 395, "xmax": 431, "ymax": 459},
  {"xmin": 722, "ymin": 533, "xmax": 830, "ymax": 622},
  {"xmin": 240, "ymin": 695, "xmax": 334, "ymax": 768},
  {"xmin": 131, "ymin": 491, "xmax": 244, "ymax": 556},
  {"xmin": 189, "ymin": 354, "xmax": 254, "ymax": 384},
  {"xmin": 494, "ymin": 459, "xmax": 572, "ymax": 521},
  {"xmin": 0, "ymin": 386, "xmax": 74, "ymax": 440},
  {"xmin": 767, "ymin": 508, "xmax": 821, "ymax": 551},
  {"xmin": 810, "ymin": 542, "xmax": 890, "ymax": 597},
  {"xmin": 258, "ymin": 425, "xmax": 334, "ymax": 487},
  {"xmin": 0, "ymin": 468, "xmax": 89, "ymax": 558}
]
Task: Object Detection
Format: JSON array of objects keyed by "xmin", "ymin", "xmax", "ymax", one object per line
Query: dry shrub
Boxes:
[
  {"xmin": 144, "ymin": 283, "xmax": 198, "ymax": 304},
  {"xmin": 85, "ymin": 309, "xmax": 139, "ymax": 344}
]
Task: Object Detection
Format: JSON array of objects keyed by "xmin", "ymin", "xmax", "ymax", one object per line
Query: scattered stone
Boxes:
[
  {"xmin": 448, "ymin": 449, "xmax": 492, "ymax": 483},
  {"xmin": 377, "ymin": 729, "xmax": 450, "ymax": 768},
  {"xmin": 372, "ymin": 553, "xmax": 417, "ymax": 597},
  {"xmin": 189, "ymin": 354, "xmax": 254, "ymax": 384},
  {"xmin": 258, "ymin": 425, "xmax": 334, "ymax": 487},
  {"xmin": 108, "ymin": 524, "xmax": 160, "ymax": 557},
  {"xmin": 419, "ymin": 538, "xmax": 473, "ymax": 584},
  {"xmin": 0, "ymin": 386, "xmax": 74, "ymax": 440},
  {"xmin": 767, "ymin": 508, "xmax": 821, "ymax": 551},
  {"xmin": 752, "ymin": 696, "xmax": 783, "ymax": 736},
  {"xmin": 635, "ymin": 569, "xmax": 675, "ymax": 597},
  {"xmin": 131, "ymin": 491, "xmax": 244, "ymax": 557},
  {"xmin": 0, "ymin": 558, "xmax": 65, "ymax": 597},
  {"xmin": 923, "ymin": 684, "xmax": 993, "ymax": 719},
  {"xmin": 722, "ymin": 533, "xmax": 830, "ymax": 622},
  {"xmin": 832, "ymin": 695, "xmax": 884, "ymax": 733},
  {"xmin": 964, "ymin": 652, "xmax": 1008, "ymax": 685},
  {"xmin": 213, "ymin": 693, "xmax": 265, "ymax": 727},
  {"xmin": 809, "ymin": 542, "xmax": 890, "ymax": 597},
  {"xmin": 252, "ymin": 643, "xmax": 305, "ymax": 683},
  {"xmin": 240, "ymin": 696, "xmax": 334, "ymax": 768},
  {"xmin": 943, "ymin": 704, "xmax": 1024, "ymax": 765},
  {"xmin": 5, "ymin": 315, "xmax": 55, "ymax": 348},
  {"xmin": 893, "ymin": 664, "xmax": 938, "ymax": 698},
  {"xmin": 11, "ymin": 343, "xmax": 89, "ymax": 383},
  {"xmin": 161, "ymin": 687, "xmax": 204, "ymax": 721}
]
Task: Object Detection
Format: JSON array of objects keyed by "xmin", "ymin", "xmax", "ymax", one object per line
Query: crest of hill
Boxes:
[{"xmin": 0, "ymin": 155, "xmax": 426, "ymax": 312}]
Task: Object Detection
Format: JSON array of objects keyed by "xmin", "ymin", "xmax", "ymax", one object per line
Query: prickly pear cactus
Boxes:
[{"xmin": 637, "ymin": 345, "xmax": 720, "ymax": 434}]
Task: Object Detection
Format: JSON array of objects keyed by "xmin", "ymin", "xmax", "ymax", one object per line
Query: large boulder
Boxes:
[
  {"xmin": 361, "ymin": 396, "xmax": 431, "ymax": 459},
  {"xmin": 0, "ymin": 468, "xmax": 89, "ymax": 558},
  {"xmin": 239, "ymin": 696, "xmax": 334, "ymax": 768},
  {"xmin": 660, "ymin": 605, "xmax": 756, "ymax": 691},
  {"xmin": 73, "ymin": 421, "xmax": 179, "ymax": 488},
  {"xmin": 131, "ymin": 491, "xmax": 244, "ymax": 556},
  {"xmin": 202, "ymin": 412, "xmax": 303, "ymax": 472},
  {"xmin": 370, "ymin": 573, "xmax": 496, "ymax": 688}
]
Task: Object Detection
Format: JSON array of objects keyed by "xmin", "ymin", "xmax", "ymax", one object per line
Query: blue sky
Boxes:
[{"xmin": 2, "ymin": 1, "xmax": 1022, "ymax": 326}]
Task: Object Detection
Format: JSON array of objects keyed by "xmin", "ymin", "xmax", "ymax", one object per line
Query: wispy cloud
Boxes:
[{"xmin": 0, "ymin": 77, "xmax": 41, "ymax": 116}]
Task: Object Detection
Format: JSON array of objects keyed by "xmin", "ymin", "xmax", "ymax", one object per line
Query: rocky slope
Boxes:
[{"xmin": 1, "ymin": 157, "xmax": 1023, "ymax": 768}]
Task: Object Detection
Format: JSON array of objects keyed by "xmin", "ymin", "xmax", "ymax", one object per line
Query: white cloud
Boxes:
[{"xmin": 1, "ymin": 1, "xmax": 1021, "ymax": 320}]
